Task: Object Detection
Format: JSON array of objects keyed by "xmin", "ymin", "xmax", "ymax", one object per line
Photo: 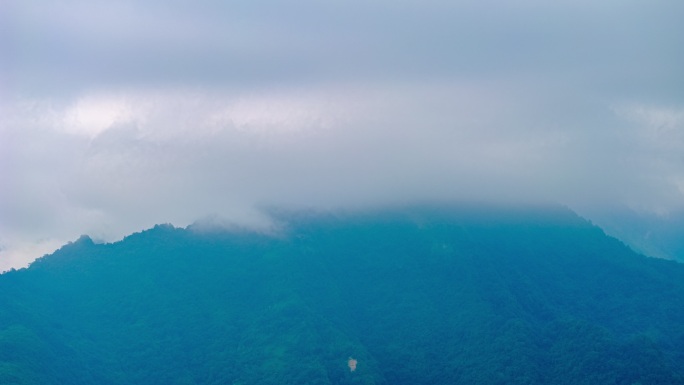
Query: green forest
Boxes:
[{"xmin": 1, "ymin": 205, "xmax": 684, "ymax": 384}]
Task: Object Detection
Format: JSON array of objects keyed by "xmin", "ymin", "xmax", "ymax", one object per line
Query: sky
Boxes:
[{"xmin": 2, "ymin": 0, "xmax": 684, "ymax": 271}]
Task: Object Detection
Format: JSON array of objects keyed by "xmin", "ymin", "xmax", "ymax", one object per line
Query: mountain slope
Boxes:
[{"xmin": 1, "ymin": 205, "xmax": 684, "ymax": 384}]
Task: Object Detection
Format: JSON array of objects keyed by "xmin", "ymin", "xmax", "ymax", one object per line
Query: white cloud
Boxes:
[
  {"xmin": 1, "ymin": 0, "xmax": 683, "ymax": 269},
  {"xmin": 0, "ymin": 237, "xmax": 65, "ymax": 272},
  {"xmin": 62, "ymin": 94, "xmax": 133, "ymax": 137},
  {"xmin": 207, "ymin": 91, "xmax": 342, "ymax": 137},
  {"xmin": 613, "ymin": 104, "xmax": 684, "ymax": 146},
  {"xmin": 2, "ymin": 85, "xmax": 682, "ymax": 270}
]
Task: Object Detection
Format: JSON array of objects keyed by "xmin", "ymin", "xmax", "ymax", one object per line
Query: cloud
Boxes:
[
  {"xmin": 61, "ymin": 94, "xmax": 134, "ymax": 137},
  {"xmin": 8, "ymin": 0, "xmax": 682, "ymax": 95},
  {"xmin": 2, "ymin": 0, "xmax": 684, "ymax": 270}
]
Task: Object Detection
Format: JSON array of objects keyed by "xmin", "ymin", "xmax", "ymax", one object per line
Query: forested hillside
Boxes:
[{"xmin": 2, "ymin": 205, "xmax": 684, "ymax": 385}]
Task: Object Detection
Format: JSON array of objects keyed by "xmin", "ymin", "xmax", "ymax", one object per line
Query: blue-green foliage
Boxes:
[{"xmin": 1, "ymin": 205, "xmax": 684, "ymax": 384}]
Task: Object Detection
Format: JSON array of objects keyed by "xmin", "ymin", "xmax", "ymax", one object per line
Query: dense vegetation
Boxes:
[{"xmin": 2, "ymin": 205, "xmax": 684, "ymax": 384}]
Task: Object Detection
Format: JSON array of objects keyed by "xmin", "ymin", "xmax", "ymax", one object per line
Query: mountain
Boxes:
[
  {"xmin": 583, "ymin": 206, "xmax": 684, "ymax": 262},
  {"xmin": 1, "ymin": 204, "xmax": 684, "ymax": 385}
]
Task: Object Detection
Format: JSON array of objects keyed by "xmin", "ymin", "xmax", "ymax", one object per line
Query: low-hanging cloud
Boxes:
[{"xmin": 1, "ymin": 0, "xmax": 683, "ymax": 270}]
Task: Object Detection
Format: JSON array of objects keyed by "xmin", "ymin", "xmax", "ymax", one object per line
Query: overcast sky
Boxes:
[{"xmin": 2, "ymin": 0, "xmax": 684, "ymax": 271}]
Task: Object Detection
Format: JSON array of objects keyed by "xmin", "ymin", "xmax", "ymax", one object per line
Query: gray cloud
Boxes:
[
  {"xmin": 8, "ymin": 1, "xmax": 683, "ymax": 94},
  {"xmin": 2, "ymin": 0, "xmax": 684, "ymax": 270}
]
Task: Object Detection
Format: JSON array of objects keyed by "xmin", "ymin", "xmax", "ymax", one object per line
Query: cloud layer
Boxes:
[{"xmin": 2, "ymin": 0, "xmax": 684, "ymax": 270}]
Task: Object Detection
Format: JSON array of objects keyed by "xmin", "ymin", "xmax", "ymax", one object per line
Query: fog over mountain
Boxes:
[
  {"xmin": 2, "ymin": 0, "xmax": 684, "ymax": 270},
  {"xmin": 2, "ymin": 206, "xmax": 684, "ymax": 384}
]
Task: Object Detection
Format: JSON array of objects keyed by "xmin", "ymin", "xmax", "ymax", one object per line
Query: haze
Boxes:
[{"xmin": 2, "ymin": 0, "xmax": 683, "ymax": 271}]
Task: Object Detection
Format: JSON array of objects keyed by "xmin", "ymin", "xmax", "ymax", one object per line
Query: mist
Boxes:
[{"xmin": 2, "ymin": 0, "xmax": 683, "ymax": 270}]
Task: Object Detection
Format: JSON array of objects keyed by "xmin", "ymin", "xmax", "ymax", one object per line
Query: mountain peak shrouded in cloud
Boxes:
[
  {"xmin": 3, "ymin": 204, "xmax": 684, "ymax": 384},
  {"xmin": 2, "ymin": 0, "xmax": 684, "ymax": 270}
]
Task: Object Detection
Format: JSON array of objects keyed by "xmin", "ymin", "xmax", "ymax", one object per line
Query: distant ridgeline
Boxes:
[{"xmin": 2, "ymin": 204, "xmax": 684, "ymax": 385}]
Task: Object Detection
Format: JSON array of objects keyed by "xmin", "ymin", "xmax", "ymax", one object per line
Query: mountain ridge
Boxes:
[{"xmin": 2, "ymin": 205, "xmax": 684, "ymax": 384}]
